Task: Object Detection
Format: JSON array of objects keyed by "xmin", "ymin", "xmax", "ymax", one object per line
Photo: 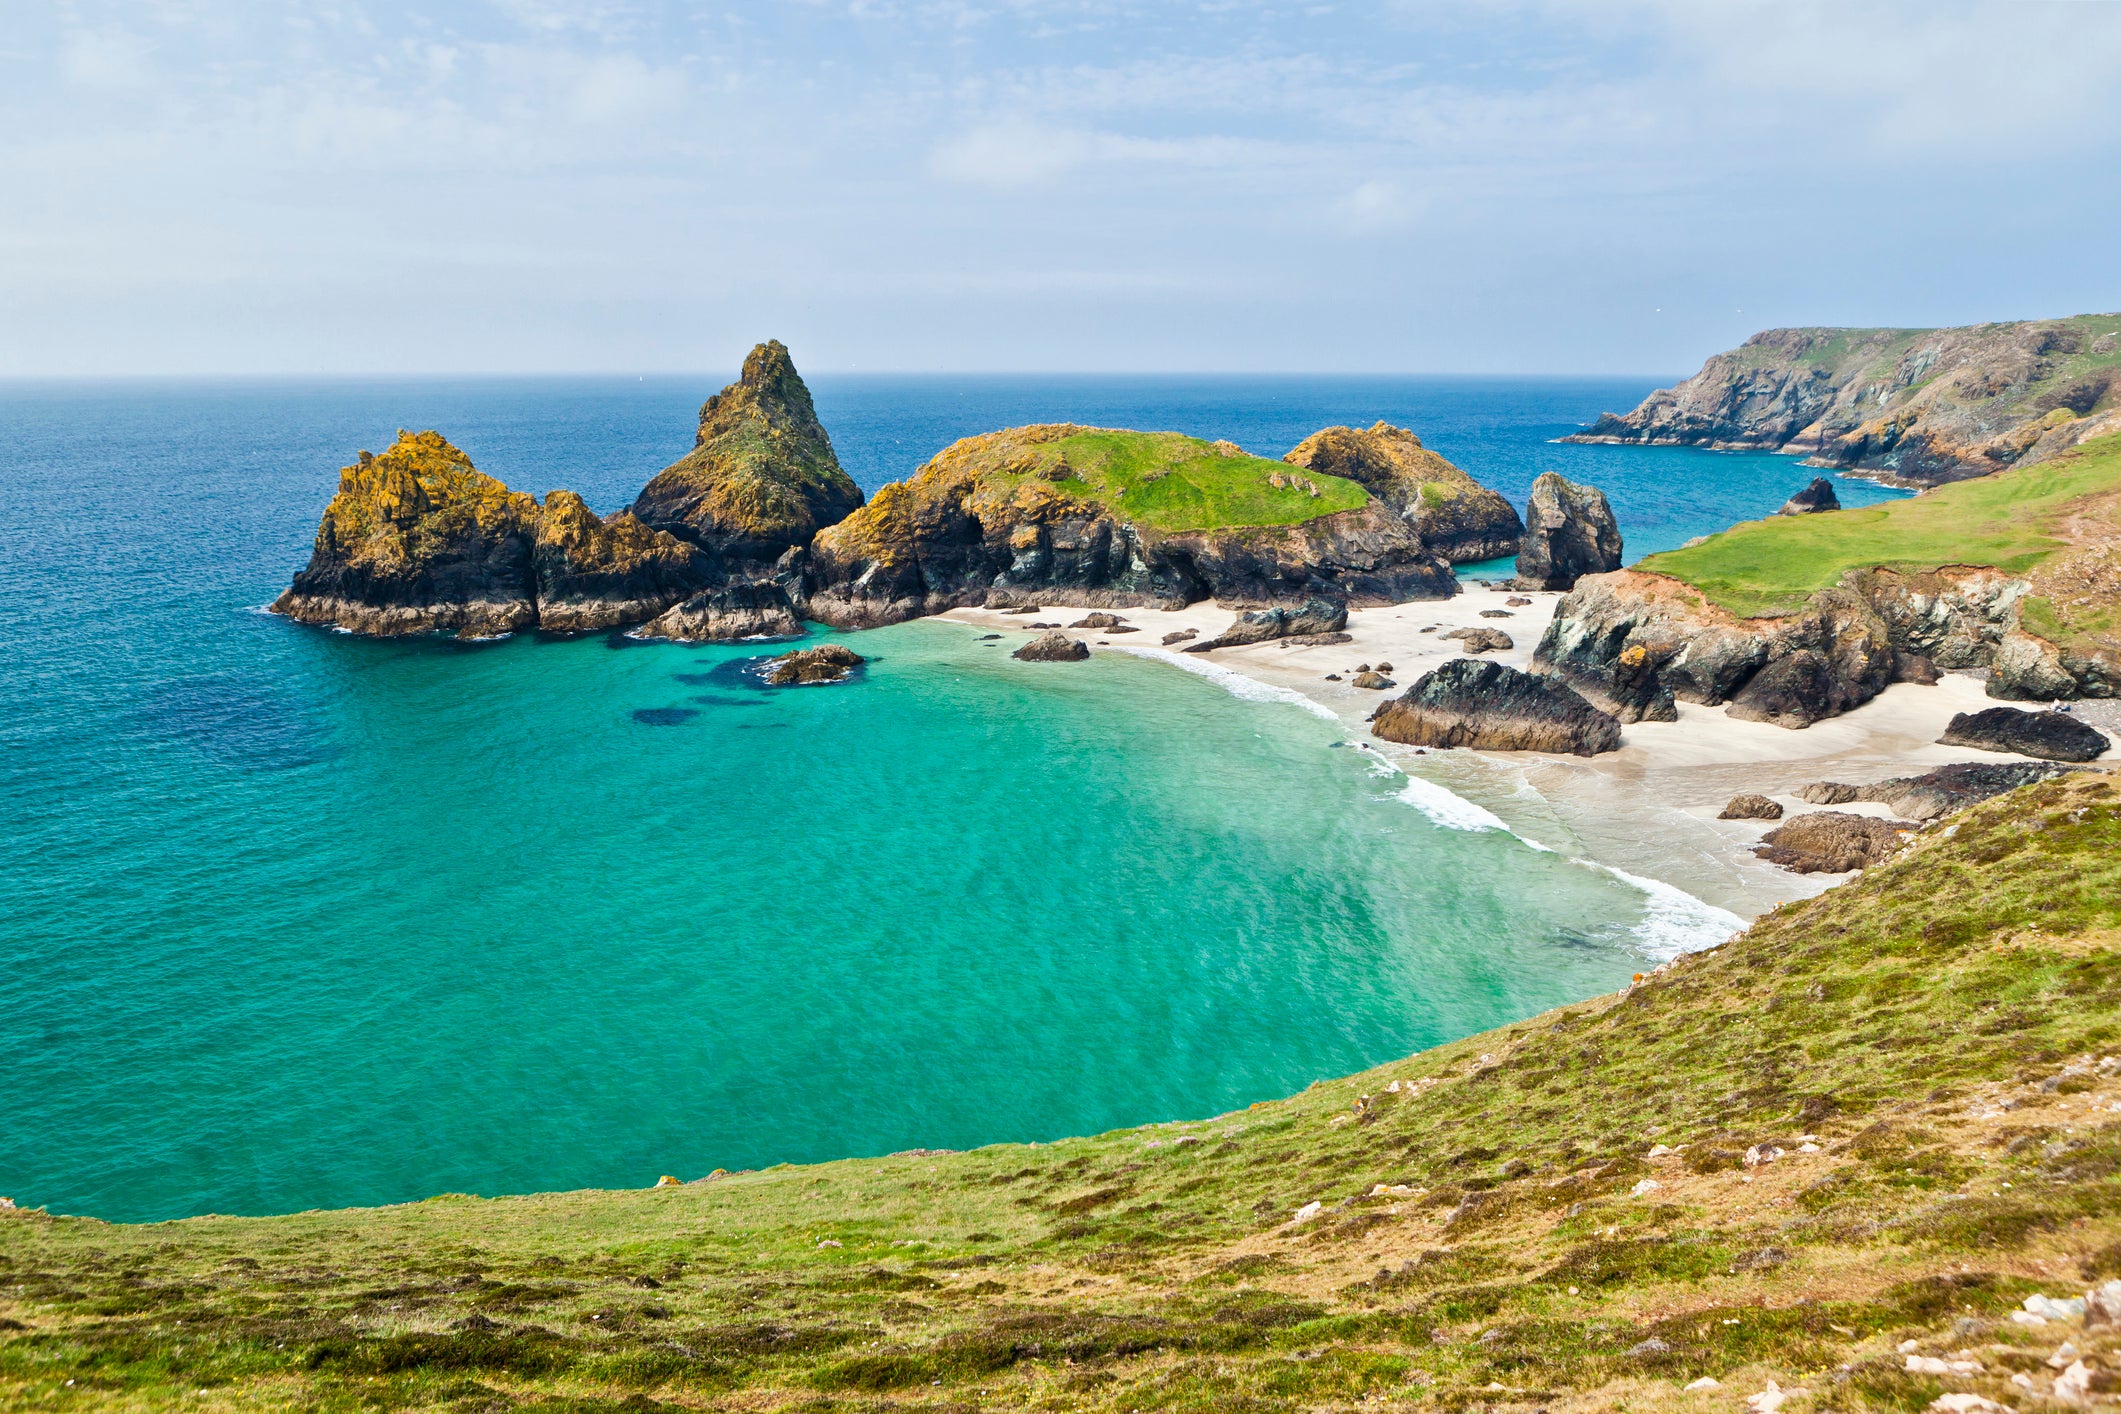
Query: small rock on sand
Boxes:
[
  {"xmin": 1479, "ymin": 608, "xmax": 1514, "ymax": 618},
  {"xmin": 1069, "ymin": 612, "xmax": 1125, "ymax": 630},
  {"xmin": 1161, "ymin": 629, "xmax": 1197, "ymax": 645},
  {"xmin": 1442, "ymin": 626, "xmax": 1514, "ymax": 653},
  {"xmin": 1719, "ymin": 793, "xmax": 1784, "ymax": 820},
  {"xmin": 1353, "ymin": 671, "xmax": 1394, "ymax": 689},
  {"xmin": 1506, "ymin": 596, "xmax": 1532, "ymax": 607}
]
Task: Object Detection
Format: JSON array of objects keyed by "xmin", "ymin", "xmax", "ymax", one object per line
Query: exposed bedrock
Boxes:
[
  {"xmin": 534, "ymin": 490, "xmax": 716, "ymax": 632},
  {"xmin": 1533, "ymin": 566, "xmax": 2038, "ymax": 729},
  {"xmin": 1185, "ymin": 597, "xmax": 1347, "ymax": 652},
  {"xmin": 1370, "ymin": 658, "xmax": 1622, "ymax": 756},
  {"xmin": 798, "ymin": 425, "xmax": 1457, "ymax": 629},
  {"xmin": 1512, "ymin": 473, "xmax": 1622, "ymax": 591},
  {"xmin": 1798, "ymin": 761, "xmax": 2081, "ymax": 821},
  {"xmin": 634, "ymin": 581, "xmax": 804, "ymax": 643},
  {"xmin": 1754, "ymin": 811, "xmax": 1914, "ymax": 874},
  {"xmin": 1281, "ymin": 422, "xmax": 1523, "ymax": 562}
]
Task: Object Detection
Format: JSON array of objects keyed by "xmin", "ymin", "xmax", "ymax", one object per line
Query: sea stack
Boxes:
[
  {"xmin": 1777, "ymin": 477, "xmax": 1841, "ymax": 515},
  {"xmin": 1513, "ymin": 473, "xmax": 1621, "ymax": 591},
  {"xmin": 631, "ymin": 340, "xmax": 865, "ymax": 575},
  {"xmin": 1282, "ymin": 422, "xmax": 1522, "ymax": 563},
  {"xmin": 271, "ymin": 430, "xmax": 542, "ymax": 637}
]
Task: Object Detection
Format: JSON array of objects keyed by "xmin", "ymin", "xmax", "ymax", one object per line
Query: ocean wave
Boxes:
[
  {"xmin": 1594, "ymin": 863, "xmax": 1746, "ymax": 960},
  {"xmin": 1107, "ymin": 645, "xmax": 1341, "ymax": 722},
  {"xmin": 1389, "ymin": 771, "xmax": 1519, "ymax": 834}
]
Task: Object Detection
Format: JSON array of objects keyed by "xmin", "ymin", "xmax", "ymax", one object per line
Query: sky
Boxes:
[{"xmin": 5, "ymin": 0, "xmax": 2121, "ymax": 376}]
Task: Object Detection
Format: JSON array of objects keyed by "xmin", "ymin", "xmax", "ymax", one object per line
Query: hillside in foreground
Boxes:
[
  {"xmin": 6, "ymin": 771, "xmax": 2121, "ymax": 1411},
  {"xmin": 1567, "ymin": 315, "xmax": 2121, "ymax": 486}
]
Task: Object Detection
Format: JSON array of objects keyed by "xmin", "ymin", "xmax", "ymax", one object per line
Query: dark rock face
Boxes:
[
  {"xmin": 631, "ymin": 341, "xmax": 865, "ymax": 571},
  {"xmin": 272, "ymin": 431, "xmax": 541, "ymax": 638},
  {"xmin": 1513, "ymin": 473, "xmax": 1622, "ymax": 591},
  {"xmin": 1282, "ymin": 422, "xmax": 1523, "ymax": 562},
  {"xmin": 764, "ymin": 643, "xmax": 864, "ymax": 685},
  {"xmin": 1718, "ymin": 794, "xmax": 1784, "ymax": 820},
  {"xmin": 1798, "ymin": 761, "xmax": 2080, "ymax": 821},
  {"xmin": 1012, "ymin": 631, "xmax": 1088, "ymax": 662},
  {"xmin": 534, "ymin": 490, "xmax": 715, "ymax": 632},
  {"xmin": 1988, "ymin": 629, "xmax": 2121, "ymax": 702},
  {"xmin": 800, "ymin": 425, "xmax": 1456, "ymax": 629},
  {"xmin": 1754, "ymin": 811, "xmax": 1914, "ymax": 873},
  {"xmin": 635, "ymin": 582, "xmax": 803, "ymax": 642},
  {"xmin": 1939, "ymin": 706, "xmax": 2112, "ymax": 761},
  {"xmin": 1777, "ymin": 478, "xmax": 1842, "ymax": 515},
  {"xmin": 1186, "ymin": 597, "xmax": 1347, "ymax": 652},
  {"xmin": 1370, "ymin": 659, "xmax": 1622, "ymax": 756},
  {"xmin": 1441, "ymin": 626, "xmax": 1513, "ymax": 653}
]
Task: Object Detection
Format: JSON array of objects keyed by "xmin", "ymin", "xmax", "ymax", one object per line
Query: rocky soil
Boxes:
[
  {"xmin": 1565, "ymin": 316, "xmax": 2121, "ymax": 486},
  {"xmin": 1370, "ymin": 658, "xmax": 1621, "ymax": 756}
]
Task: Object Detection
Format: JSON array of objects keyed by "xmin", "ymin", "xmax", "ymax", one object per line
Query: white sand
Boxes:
[{"xmin": 943, "ymin": 584, "xmax": 2052, "ymax": 921}]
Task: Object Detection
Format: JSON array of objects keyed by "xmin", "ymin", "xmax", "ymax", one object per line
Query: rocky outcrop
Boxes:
[
  {"xmin": 1798, "ymin": 761, "xmax": 2080, "ymax": 822},
  {"xmin": 1013, "ymin": 631, "xmax": 1088, "ymax": 662},
  {"xmin": 764, "ymin": 643, "xmax": 863, "ymax": 685},
  {"xmin": 1185, "ymin": 597, "xmax": 1346, "ymax": 652},
  {"xmin": 1939, "ymin": 706, "xmax": 2111, "ymax": 761},
  {"xmin": 1719, "ymin": 794, "xmax": 1783, "ymax": 820},
  {"xmin": 801, "ymin": 425, "xmax": 1455, "ymax": 628},
  {"xmin": 1988, "ymin": 629, "xmax": 2121, "ymax": 701},
  {"xmin": 1513, "ymin": 473, "xmax": 1622, "ymax": 591},
  {"xmin": 272, "ymin": 431, "xmax": 542, "ymax": 637},
  {"xmin": 1532, "ymin": 565, "xmax": 2033, "ymax": 729},
  {"xmin": 1564, "ymin": 317, "xmax": 2121, "ymax": 486},
  {"xmin": 533, "ymin": 491, "xmax": 714, "ymax": 632},
  {"xmin": 1753, "ymin": 812, "xmax": 1914, "ymax": 873},
  {"xmin": 631, "ymin": 340, "xmax": 864, "ymax": 572},
  {"xmin": 1370, "ymin": 659, "xmax": 1621, "ymax": 756},
  {"xmin": 1777, "ymin": 478, "xmax": 1841, "ymax": 515},
  {"xmin": 634, "ymin": 582, "xmax": 803, "ymax": 642},
  {"xmin": 1283, "ymin": 422, "xmax": 1522, "ymax": 562}
]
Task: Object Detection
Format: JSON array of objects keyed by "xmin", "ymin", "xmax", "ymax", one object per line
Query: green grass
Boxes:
[
  {"xmin": 1636, "ymin": 431, "xmax": 2121, "ymax": 616},
  {"xmin": 1012, "ymin": 430, "xmax": 1369, "ymax": 533},
  {"xmin": 7, "ymin": 772, "xmax": 2121, "ymax": 1411}
]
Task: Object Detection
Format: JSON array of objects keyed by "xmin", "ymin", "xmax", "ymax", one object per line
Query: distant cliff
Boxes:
[{"xmin": 1568, "ymin": 315, "xmax": 2121, "ymax": 486}]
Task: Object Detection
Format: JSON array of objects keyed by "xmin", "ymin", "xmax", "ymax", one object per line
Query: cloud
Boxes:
[{"xmin": 927, "ymin": 120, "xmax": 1295, "ymax": 186}]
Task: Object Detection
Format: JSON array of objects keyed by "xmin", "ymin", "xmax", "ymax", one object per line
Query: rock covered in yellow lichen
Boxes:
[
  {"xmin": 532, "ymin": 490, "xmax": 713, "ymax": 633},
  {"xmin": 631, "ymin": 341, "xmax": 864, "ymax": 567},
  {"xmin": 1283, "ymin": 422, "xmax": 1522, "ymax": 563}
]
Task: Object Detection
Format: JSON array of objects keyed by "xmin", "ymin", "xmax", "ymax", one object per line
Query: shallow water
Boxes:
[{"xmin": 0, "ymin": 375, "xmax": 1883, "ymax": 1222}]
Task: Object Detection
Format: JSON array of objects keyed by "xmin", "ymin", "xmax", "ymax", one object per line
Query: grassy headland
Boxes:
[
  {"xmin": 1637, "ymin": 431, "xmax": 2121, "ymax": 618},
  {"xmin": 6, "ymin": 772, "xmax": 2121, "ymax": 1411}
]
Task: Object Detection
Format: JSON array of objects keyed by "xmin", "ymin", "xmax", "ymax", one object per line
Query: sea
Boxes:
[{"xmin": 0, "ymin": 375, "xmax": 1909, "ymax": 1223}]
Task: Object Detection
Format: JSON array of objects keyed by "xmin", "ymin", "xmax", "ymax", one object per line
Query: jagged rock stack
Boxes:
[{"xmin": 1513, "ymin": 473, "xmax": 1622, "ymax": 591}]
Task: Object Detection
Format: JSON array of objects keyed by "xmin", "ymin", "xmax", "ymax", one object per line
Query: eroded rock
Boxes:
[
  {"xmin": 1283, "ymin": 421, "xmax": 1523, "ymax": 562},
  {"xmin": 1940, "ymin": 706, "xmax": 2111, "ymax": 761},
  {"xmin": 1513, "ymin": 473, "xmax": 1622, "ymax": 591},
  {"xmin": 1441, "ymin": 626, "xmax": 1513, "ymax": 654},
  {"xmin": 1370, "ymin": 658, "xmax": 1622, "ymax": 756},
  {"xmin": 636, "ymin": 582, "xmax": 803, "ymax": 642},
  {"xmin": 1719, "ymin": 794, "xmax": 1783, "ymax": 820},
  {"xmin": 1186, "ymin": 597, "xmax": 1348, "ymax": 652},
  {"xmin": 1777, "ymin": 478, "xmax": 1841, "ymax": 515},
  {"xmin": 1013, "ymin": 631, "xmax": 1089, "ymax": 662},
  {"xmin": 1753, "ymin": 811, "xmax": 1914, "ymax": 873},
  {"xmin": 764, "ymin": 643, "xmax": 864, "ymax": 685}
]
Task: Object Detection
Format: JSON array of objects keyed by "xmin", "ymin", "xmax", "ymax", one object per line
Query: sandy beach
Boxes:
[{"xmin": 943, "ymin": 583, "xmax": 2105, "ymax": 923}]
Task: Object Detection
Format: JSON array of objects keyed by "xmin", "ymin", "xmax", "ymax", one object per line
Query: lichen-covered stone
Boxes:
[
  {"xmin": 1283, "ymin": 422, "xmax": 1522, "ymax": 562},
  {"xmin": 1719, "ymin": 794, "xmax": 1784, "ymax": 820},
  {"xmin": 272, "ymin": 430, "xmax": 540, "ymax": 637},
  {"xmin": 764, "ymin": 643, "xmax": 864, "ymax": 685},
  {"xmin": 631, "ymin": 341, "xmax": 864, "ymax": 569},
  {"xmin": 1513, "ymin": 473, "xmax": 1622, "ymax": 591},
  {"xmin": 533, "ymin": 491, "xmax": 713, "ymax": 632}
]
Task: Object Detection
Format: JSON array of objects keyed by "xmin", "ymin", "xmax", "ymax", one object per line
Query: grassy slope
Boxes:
[
  {"xmin": 1023, "ymin": 430, "xmax": 1369, "ymax": 534},
  {"xmin": 1635, "ymin": 431, "xmax": 2121, "ymax": 617},
  {"xmin": 7, "ymin": 772, "xmax": 2121, "ymax": 1412}
]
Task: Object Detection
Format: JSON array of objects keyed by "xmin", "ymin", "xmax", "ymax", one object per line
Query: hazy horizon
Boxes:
[{"xmin": 7, "ymin": 2, "xmax": 2120, "ymax": 378}]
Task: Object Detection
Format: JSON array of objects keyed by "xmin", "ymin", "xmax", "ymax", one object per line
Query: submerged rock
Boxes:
[
  {"xmin": 1012, "ymin": 631, "xmax": 1089, "ymax": 662},
  {"xmin": 764, "ymin": 643, "xmax": 864, "ymax": 685},
  {"xmin": 1719, "ymin": 794, "xmax": 1784, "ymax": 820},
  {"xmin": 1940, "ymin": 705, "xmax": 2111, "ymax": 761},
  {"xmin": 1370, "ymin": 658, "xmax": 1622, "ymax": 756},
  {"xmin": 631, "ymin": 340, "xmax": 865, "ymax": 572},
  {"xmin": 272, "ymin": 430, "xmax": 541, "ymax": 637},
  {"xmin": 1754, "ymin": 811, "xmax": 1915, "ymax": 873},
  {"xmin": 1777, "ymin": 477, "xmax": 1842, "ymax": 515},
  {"xmin": 1282, "ymin": 422, "xmax": 1523, "ymax": 563},
  {"xmin": 1513, "ymin": 473, "xmax": 1622, "ymax": 591},
  {"xmin": 1186, "ymin": 596, "xmax": 1347, "ymax": 652},
  {"xmin": 635, "ymin": 582, "xmax": 803, "ymax": 642}
]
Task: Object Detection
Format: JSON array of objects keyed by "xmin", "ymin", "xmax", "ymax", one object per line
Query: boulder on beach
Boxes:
[
  {"xmin": 1161, "ymin": 629, "xmax": 1197, "ymax": 645},
  {"xmin": 1442, "ymin": 626, "xmax": 1513, "ymax": 654},
  {"xmin": 1069, "ymin": 612, "xmax": 1125, "ymax": 629},
  {"xmin": 1753, "ymin": 811, "xmax": 1915, "ymax": 873},
  {"xmin": 1352, "ymin": 671, "xmax": 1393, "ymax": 689},
  {"xmin": 1185, "ymin": 596, "xmax": 1348, "ymax": 652},
  {"xmin": 636, "ymin": 581, "xmax": 804, "ymax": 642},
  {"xmin": 764, "ymin": 643, "xmax": 864, "ymax": 685},
  {"xmin": 1939, "ymin": 706, "xmax": 2111, "ymax": 762},
  {"xmin": 1013, "ymin": 631, "xmax": 1089, "ymax": 662},
  {"xmin": 1513, "ymin": 473, "xmax": 1622, "ymax": 591},
  {"xmin": 1777, "ymin": 478, "xmax": 1842, "ymax": 515},
  {"xmin": 1719, "ymin": 794, "xmax": 1784, "ymax": 820},
  {"xmin": 1370, "ymin": 658, "xmax": 1622, "ymax": 756}
]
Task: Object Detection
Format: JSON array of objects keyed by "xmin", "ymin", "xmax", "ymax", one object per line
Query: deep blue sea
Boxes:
[{"xmin": 0, "ymin": 375, "xmax": 1904, "ymax": 1223}]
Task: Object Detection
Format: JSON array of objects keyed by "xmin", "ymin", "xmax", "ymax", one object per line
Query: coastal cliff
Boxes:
[
  {"xmin": 1534, "ymin": 431, "xmax": 2121, "ymax": 723},
  {"xmin": 801, "ymin": 425, "xmax": 1457, "ymax": 628},
  {"xmin": 1568, "ymin": 315, "xmax": 2121, "ymax": 486},
  {"xmin": 1281, "ymin": 421, "xmax": 1522, "ymax": 562}
]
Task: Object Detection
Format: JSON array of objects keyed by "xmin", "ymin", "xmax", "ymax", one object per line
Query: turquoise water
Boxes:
[{"xmin": 0, "ymin": 376, "xmax": 1882, "ymax": 1223}]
